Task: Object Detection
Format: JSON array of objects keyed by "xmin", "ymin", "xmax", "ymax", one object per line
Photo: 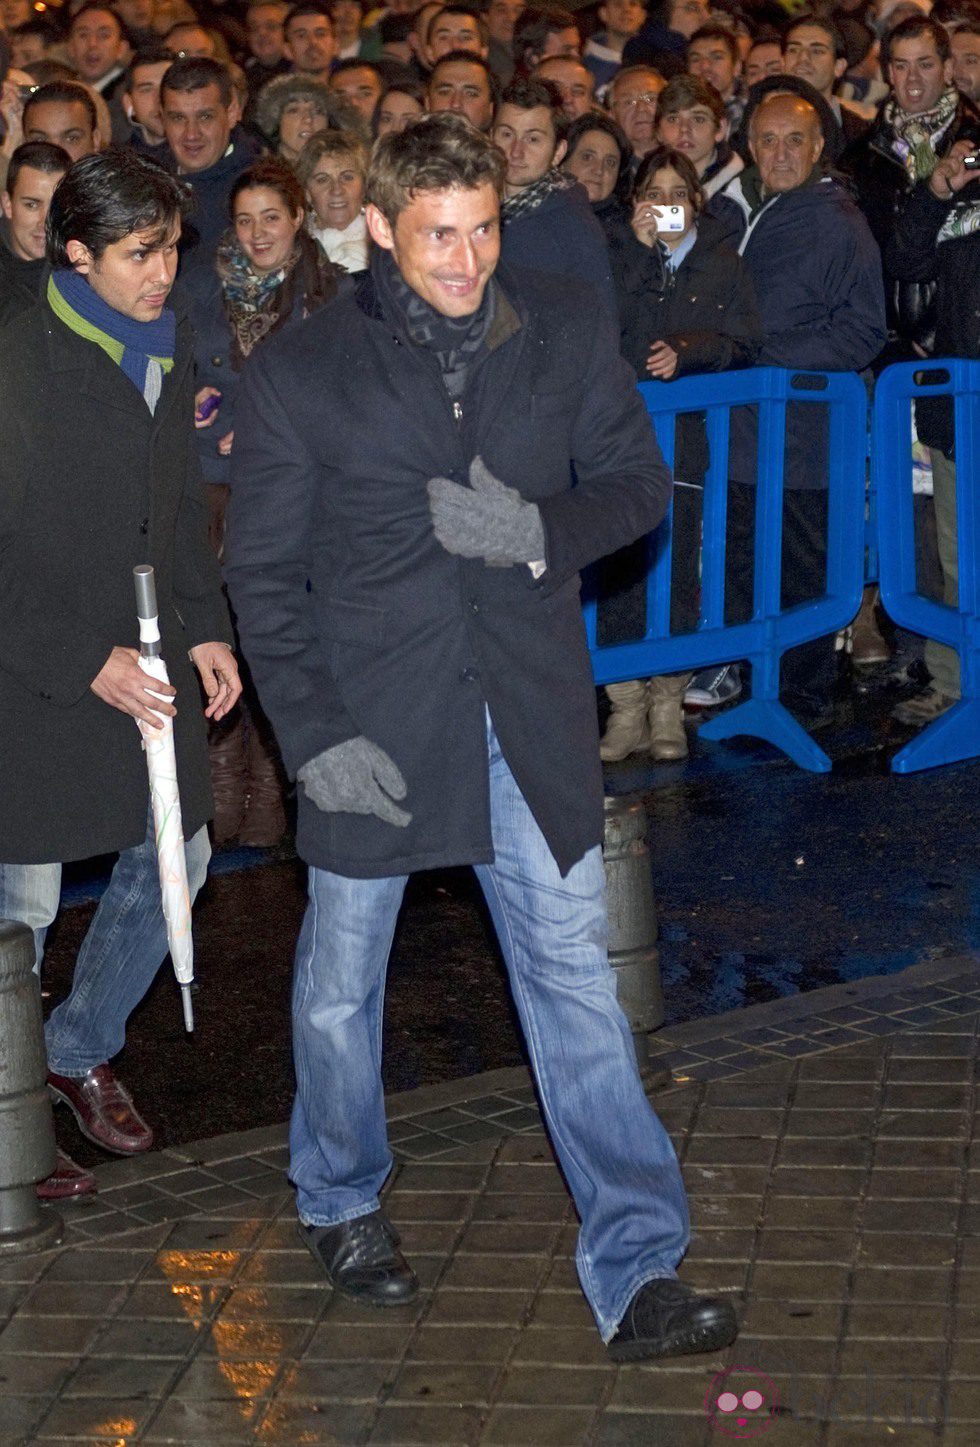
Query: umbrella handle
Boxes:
[{"xmin": 134, "ymin": 565, "xmax": 162, "ymax": 659}]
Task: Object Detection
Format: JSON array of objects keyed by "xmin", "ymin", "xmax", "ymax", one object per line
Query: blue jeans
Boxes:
[
  {"xmin": 0, "ymin": 809, "xmax": 210, "ymax": 1076},
  {"xmin": 290, "ymin": 716, "xmax": 690, "ymax": 1341}
]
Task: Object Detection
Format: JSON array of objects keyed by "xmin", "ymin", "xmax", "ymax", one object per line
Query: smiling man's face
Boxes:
[{"xmin": 367, "ymin": 182, "xmax": 500, "ymax": 317}]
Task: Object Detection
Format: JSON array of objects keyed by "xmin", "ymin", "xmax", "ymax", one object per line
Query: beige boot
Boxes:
[
  {"xmin": 850, "ymin": 585, "xmax": 890, "ymax": 666},
  {"xmin": 600, "ymin": 681, "xmax": 650, "ymax": 761},
  {"xmin": 647, "ymin": 674, "xmax": 692, "ymax": 762}
]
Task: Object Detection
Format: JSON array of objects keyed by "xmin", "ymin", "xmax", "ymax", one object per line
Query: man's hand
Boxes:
[
  {"xmin": 218, "ymin": 429, "xmax": 234, "ymax": 457},
  {"xmin": 427, "ymin": 456, "xmax": 544, "ymax": 566},
  {"xmin": 298, "ymin": 737, "xmax": 412, "ymax": 827},
  {"xmin": 190, "ymin": 642, "xmax": 242, "ymax": 721},
  {"xmin": 91, "ymin": 646, "xmax": 176, "ymax": 729},
  {"xmin": 647, "ymin": 340, "xmax": 679, "ymax": 380},
  {"xmin": 929, "ymin": 140, "xmax": 978, "ymax": 199}
]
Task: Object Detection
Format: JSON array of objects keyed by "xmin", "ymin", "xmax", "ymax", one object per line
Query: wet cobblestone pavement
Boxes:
[{"xmin": 4, "ymin": 950, "xmax": 980, "ymax": 1443}]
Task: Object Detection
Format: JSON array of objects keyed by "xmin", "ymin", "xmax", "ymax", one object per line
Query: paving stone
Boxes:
[
  {"xmin": 90, "ymin": 1319, "xmax": 206, "ymax": 1359},
  {"xmin": 796, "ymin": 1054, "xmax": 883, "ymax": 1081},
  {"xmin": 778, "ymin": 1135, "xmax": 872, "ymax": 1167},
  {"xmin": 856, "ymin": 1234, "xmax": 955, "ymax": 1267},
  {"xmin": 303, "ymin": 1322, "xmax": 417, "ymax": 1361},
  {"xmin": 366, "ymin": 1403, "xmax": 482, "ymax": 1444},
  {"xmin": 508, "ymin": 1326, "xmax": 610, "ymax": 1367},
  {"xmin": 770, "ymin": 1167, "xmax": 868, "ymax": 1198},
  {"xmin": 875, "ymin": 1137, "xmax": 964, "ymax": 1169},
  {"xmin": 16, "ymin": 1282, "xmax": 129, "ymax": 1319},
  {"xmin": 837, "ymin": 1339, "xmax": 947, "ymax": 1377},
  {"xmin": 0, "ymin": 1396, "xmax": 50, "ymax": 1439},
  {"xmin": 115, "ymin": 1282, "xmax": 226, "ymax": 1320},
  {"xmin": 849, "ymin": 1267, "xmax": 953, "ymax": 1303},
  {"xmin": 944, "ymin": 1378, "xmax": 980, "ymax": 1421},
  {"xmin": 763, "ymin": 1196, "xmax": 862, "ymax": 1231},
  {"xmin": 59, "ymin": 1354, "xmax": 179, "ymax": 1400},
  {"xmin": 0, "ymin": 1315, "xmax": 104, "ymax": 1356},
  {"xmin": 171, "ymin": 1356, "xmax": 281, "ymax": 1399},
  {"xmin": 607, "ymin": 1365, "xmax": 719, "ymax": 1412},
  {"xmin": 387, "ymin": 1360, "xmax": 500, "ymax": 1404},
  {"xmin": 454, "ymin": 1220, "xmax": 560, "ymax": 1256},
  {"xmin": 481, "ymin": 1405, "xmax": 598, "ymax": 1444},
  {"xmin": 276, "ymin": 1359, "xmax": 397, "ymax": 1400},
  {"xmin": 423, "ymin": 1288, "xmax": 534, "ymax": 1327},
  {"xmin": 593, "ymin": 1411, "xmax": 711, "ymax": 1445},
  {"xmin": 439, "ymin": 1252, "xmax": 547, "ymax": 1291},
  {"xmin": 142, "ymin": 1395, "xmax": 263, "ymax": 1441},
  {"xmin": 750, "ymin": 1264, "xmax": 850, "ymax": 1301},
  {"xmin": 683, "ymin": 1136, "xmax": 777, "ymax": 1166},
  {"xmin": 0, "ymin": 1354, "xmax": 79, "ymax": 1395},
  {"xmin": 33, "ymin": 1394, "xmax": 156, "ymax": 1439},
  {"xmin": 737, "ymin": 1300, "xmax": 843, "ymax": 1340}
]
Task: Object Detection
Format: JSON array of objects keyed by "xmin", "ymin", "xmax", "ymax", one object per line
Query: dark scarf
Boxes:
[
  {"xmin": 217, "ymin": 228, "xmax": 339, "ymax": 367},
  {"xmin": 500, "ymin": 167, "xmax": 578, "ymax": 224},
  {"xmin": 47, "ymin": 266, "xmax": 175, "ymax": 397},
  {"xmin": 371, "ymin": 246, "xmax": 495, "ymax": 398},
  {"xmin": 739, "ymin": 163, "xmax": 825, "ymax": 219}
]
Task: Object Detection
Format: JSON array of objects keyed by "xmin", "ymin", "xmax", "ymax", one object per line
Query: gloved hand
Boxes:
[
  {"xmin": 297, "ymin": 737, "xmax": 412, "ymax": 827},
  {"xmin": 427, "ymin": 456, "xmax": 545, "ymax": 567}
]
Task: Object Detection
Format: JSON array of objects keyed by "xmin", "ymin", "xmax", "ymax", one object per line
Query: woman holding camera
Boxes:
[{"xmin": 600, "ymin": 146, "xmax": 761, "ymax": 762}]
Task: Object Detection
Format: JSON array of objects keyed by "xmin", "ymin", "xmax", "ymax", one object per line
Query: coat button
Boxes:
[
  {"xmin": 469, "ymin": 599, "xmax": 480, "ymax": 613},
  {"xmin": 211, "ymin": 355, "xmax": 223, "ymax": 366},
  {"xmin": 139, "ymin": 519, "xmax": 148, "ymax": 534},
  {"xmin": 460, "ymin": 666, "xmax": 479, "ymax": 682}
]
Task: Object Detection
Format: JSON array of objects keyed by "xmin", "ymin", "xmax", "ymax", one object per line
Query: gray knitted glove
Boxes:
[
  {"xmin": 427, "ymin": 456, "xmax": 545, "ymax": 566},
  {"xmin": 298, "ymin": 737, "xmax": 412, "ymax": 828}
]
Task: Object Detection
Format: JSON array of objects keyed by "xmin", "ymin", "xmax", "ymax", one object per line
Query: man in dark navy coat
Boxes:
[{"xmin": 225, "ymin": 113, "xmax": 738, "ymax": 1362}]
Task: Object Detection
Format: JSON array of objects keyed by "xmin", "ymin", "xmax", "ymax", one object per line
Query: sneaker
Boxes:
[
  {"xmin": 684, "ymin": 664, "xmax": 742, "ymax": 710},
  {"xmin": 891, "ymin": 687, "xmax": 957, "ymax": 726}
]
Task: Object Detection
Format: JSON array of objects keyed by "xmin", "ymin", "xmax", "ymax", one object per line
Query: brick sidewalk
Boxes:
[{"xmin": 3, "ymin": 954, "xmax": 980, "ymax": 1444}]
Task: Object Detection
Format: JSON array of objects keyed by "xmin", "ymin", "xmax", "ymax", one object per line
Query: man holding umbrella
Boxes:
[
  {"xmin": 225, "ymin": 114, "xmax": 738, "ymax": 1362},
  {"xmin": 0, "ymin": 149, "xmax": 240, "ymax": 1200}
]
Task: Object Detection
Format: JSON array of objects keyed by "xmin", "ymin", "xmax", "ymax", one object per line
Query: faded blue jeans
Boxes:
[
  {"xmin": 0, "ymin": 806, "xmax": 210, "ymax": 1076},
  {"xmin": 290, "ymin": 715, "xmax": 690, "ymax": 1341}
]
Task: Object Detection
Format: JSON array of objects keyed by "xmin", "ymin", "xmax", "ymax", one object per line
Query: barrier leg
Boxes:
[
  {"xmin": 699, "ymin": 697, "xmax": 832, "ymax": 773},
  {"xmin": 602, "ymin": 796, "xmax": 665, "ymax": 1075},
  {"xmin": 0, "ymin": 922, "xmax": 63, "ymax": 1255},
  {"xmin": 890, "ymin": 696, "xmax": 980, "ymax": 774}
]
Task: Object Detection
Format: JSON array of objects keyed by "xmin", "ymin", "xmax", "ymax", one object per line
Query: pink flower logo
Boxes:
[{"xmin": 706, "ymin": 1367, "xmax": 779, "ymax": 1438}]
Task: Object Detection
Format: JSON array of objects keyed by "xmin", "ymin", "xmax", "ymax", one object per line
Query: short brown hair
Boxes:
[
  {"xmin": 296, "ymin": 128, "xmax": 369, "ymax": 185},
  {"xmin": 366, "ymin": 111, "xmax": 506, "ymax": 224},
  {"xmin": 655, "ymin": 74, "xmax": 725, "ymax": 128},
  {"xmin": 633, "ymin": 145, "xmax": 705, "ymax": 214}
]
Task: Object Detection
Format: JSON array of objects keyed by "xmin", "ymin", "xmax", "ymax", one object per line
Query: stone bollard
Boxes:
[
  {"xmin": 0, "ymin": 922, "xmax": 63, "ymax": 1254},
  {"xmin": 602, "ymin": 795, "xmax": 665, "ymax": 1076}
]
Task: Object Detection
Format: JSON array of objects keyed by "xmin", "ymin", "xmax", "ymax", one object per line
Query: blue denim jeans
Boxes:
[
  {"xmin": 0, "ymin": 808, "xmax": 210, "ymax": 1076},
  {"xmin": 290, "ymin": 716, "xmax": 690, "ymax": 1341}
]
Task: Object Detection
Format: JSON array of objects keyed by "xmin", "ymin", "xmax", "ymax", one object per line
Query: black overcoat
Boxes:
[
  {"xmin": 0, "ymin": 302, "xmax": 232, "ymax": 864},
  {"xmin": 224, "ymin": 263, "xmax": 672, "ymax": 879}
]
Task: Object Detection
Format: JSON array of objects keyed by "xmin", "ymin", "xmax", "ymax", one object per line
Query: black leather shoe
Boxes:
[
  {"xmin": 299, "ymin": 1210, "xmax": 419, "ymax": 1308},
  {"xmin": 608, "ymin": 1278, "xmax": 738, "ymax": 1363}
]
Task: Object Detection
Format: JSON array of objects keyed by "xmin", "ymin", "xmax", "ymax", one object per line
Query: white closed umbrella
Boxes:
[{"xmin": 134, "ymin": 564, "xmax": 195, "ymax": 1032}]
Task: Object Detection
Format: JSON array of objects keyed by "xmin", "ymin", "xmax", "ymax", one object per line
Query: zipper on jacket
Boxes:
[{"xmin": 452, "ymin": 400, "xmax": 463, "ymax": 424}]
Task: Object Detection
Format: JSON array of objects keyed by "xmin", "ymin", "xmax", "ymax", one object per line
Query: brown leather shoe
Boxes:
[
  {"xmin": 48, "ymin": 1065, "xmax": 154, "ymax": 1155},
  {"xmin": 36, "ymin": 1150, "xmax": 97, "ymax": 1201}
]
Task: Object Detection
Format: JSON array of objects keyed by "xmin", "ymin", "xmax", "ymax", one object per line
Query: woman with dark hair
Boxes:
[
  {"xmin": 187, "ymin": 157, "xmax": 345, "ymax": 846},
  {"xmin": 372, "ymin": 80, "xmax": 426, "ymax": 138},
  {"xmin": 600, "ymin": 144, "xmax": 760, "ymax": 763},
  {"xmin": 561, "ymin": 110, "xmax": 631, "ymax": 230}
]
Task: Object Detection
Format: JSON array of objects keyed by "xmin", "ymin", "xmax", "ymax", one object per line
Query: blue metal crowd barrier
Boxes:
[
  {"xmin": 583, "ymin": 368, "xmax": 868, "ymax": 773},
  {"xmin": 873, "ymin": 359, "xmax": 980, "ymax": 774}
]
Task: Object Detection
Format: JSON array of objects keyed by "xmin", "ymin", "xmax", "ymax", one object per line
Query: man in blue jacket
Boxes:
[
  {"xmin": 225, "ymin": 113, "xmax": 738, "ymax": 1364},
  {"xmin": 723, "ymin": 92, "xmax": 886, "ymax": 721}
]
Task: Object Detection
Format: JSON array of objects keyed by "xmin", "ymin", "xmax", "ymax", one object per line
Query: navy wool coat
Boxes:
[
  {"xmin": 0, "ymin": 303, "xmax": 232, "ymax": 864},
  {"xmin": 224, "ymin": 263, "xmax": 672, "ymax": 878}
]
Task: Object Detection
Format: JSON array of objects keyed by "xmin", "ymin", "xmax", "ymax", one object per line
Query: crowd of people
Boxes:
[
  {"xmin": 3, "ymin": 0, "xmax": 976, "ymax": 773},
  {"xmin": 0, "ymin": 0, "xmax": 979, "ymax": 1365}
]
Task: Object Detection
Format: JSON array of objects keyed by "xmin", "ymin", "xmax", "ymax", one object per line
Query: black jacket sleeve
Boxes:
[
  {"xmin": 536, "ymin": 296, "xmax": 672, "ymax": 586},
  {"xmin": 882, "ymin": 180, "xmax": 952, "ymax": 283},
  {"xmin": 223, "ymin": 344, "xmax": 359, "ymax": 777}
]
